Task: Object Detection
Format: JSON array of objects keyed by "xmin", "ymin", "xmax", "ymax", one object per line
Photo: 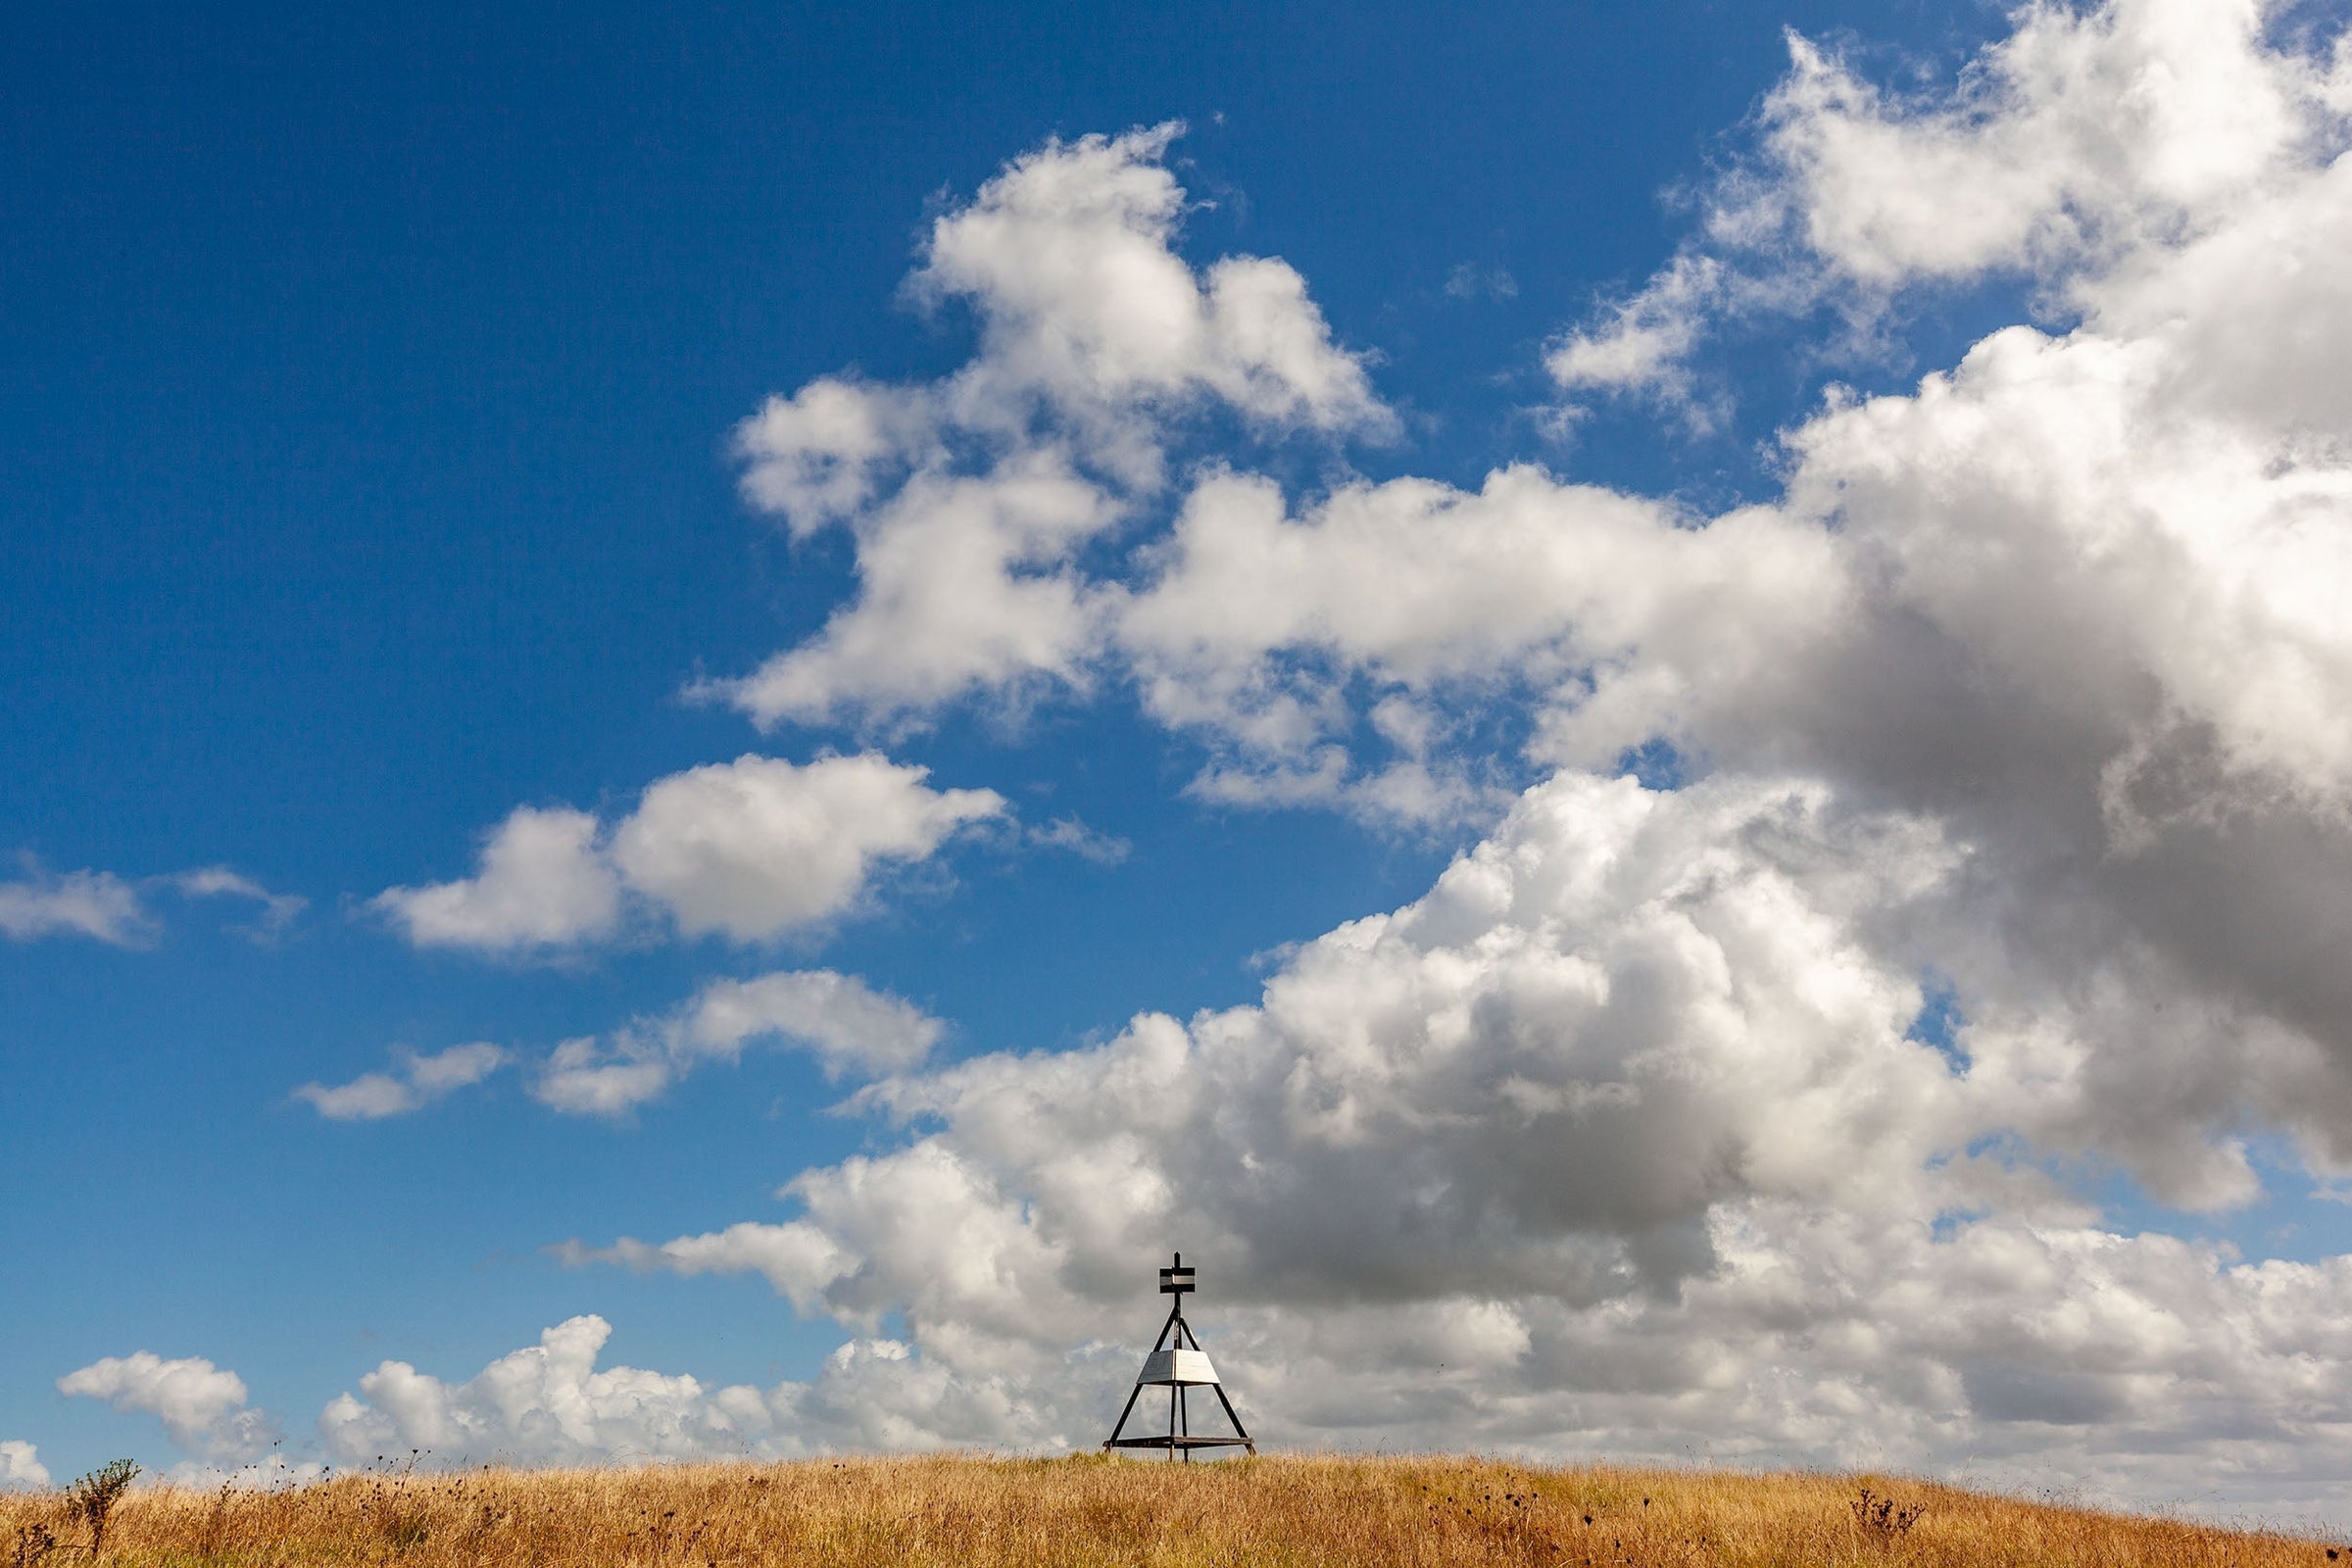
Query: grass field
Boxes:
[{"xmin": 4, "ymin": 1453, "xmax": 2336, "ymax": 1567}]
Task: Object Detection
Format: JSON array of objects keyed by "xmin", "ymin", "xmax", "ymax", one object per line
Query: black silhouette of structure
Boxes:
[{"xmin": 1102, "ymin": 1251, "xmax": 1255, "ymax": 1460}]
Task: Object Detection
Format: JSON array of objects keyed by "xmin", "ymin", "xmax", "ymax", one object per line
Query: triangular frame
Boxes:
[{"xmin": 1102, "ymin": 1251, "xmax": 1255, "ymax": 1460}]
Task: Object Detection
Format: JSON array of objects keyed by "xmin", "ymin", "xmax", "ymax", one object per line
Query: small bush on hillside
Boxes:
[
  {"xmin": 65, "ymin": 1459, "xmax": 139, "ymax": 1555},
  {"xmin": 1851, "ymin": 1484, "xmax": 1925, "ymax": 1543},
  {"xmin": 10, "ymin": 1521, "xmax": 59, "ymax": 1568}
]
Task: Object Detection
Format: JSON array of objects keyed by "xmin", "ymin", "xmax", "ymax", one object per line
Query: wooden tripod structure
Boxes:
[{"xmin": 1102, "ymin": 1252, "xmax": 1255, "ymax": 1460}]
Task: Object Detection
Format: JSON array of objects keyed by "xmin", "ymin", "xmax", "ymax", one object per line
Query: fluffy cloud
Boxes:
[
  {"xmin": 1547, "ymin": 0, "xmax": 2348, "ymax": 400},
  {"xmin": 574, "ymin": 770, "xmax": 2352, "ymax": 1515},
  {"xmin": 686, "ymin": 0, "xmax": 2352, "ymax": 1166},
  {"xmin": 610, "ymin": 754, "xmax": 1003, "ymax": 942},
  {"xmin": 1749, "ymin": 0, "xmax": 2319, "ymax": 289},
  {"xmin": 725, "ymin": 455, "xmax": 1122, "ymax": 728},
  {"xmin": 680, "ymin": 970, "xmax": 943, "ymax": 1076},
  {"xmin": 374, "ymin": 755, "xmax": 1004, "ymax": 952},
  {"xmin": 0, "ymin": 1442, "xmax": 47, "ymax": 1490},
  {"xmin": 533, "ymin": 968, "xmax": 943, "ymax": 1117},
  {"xmin": 0, "ymin": 865, "xmax": 149, "ymax": 944},
  {"xmin": 694, "ymin": 128, "xmax": 1833, "ymax": 822},
  {"xmin": 1544, "ymin": 253, "xmax": 1731, "ymax": 413},
  {"xmin": 593, "ymin": 773, "xmax": 1966, "ymax": 1338},
  {"xmin": 58, "ymin": 1352, "xmax": 279, "ymax": 1463},
  {"xmin": 293, "ymin": 1042, "xmax": 508, "ymax": 1120},
  {"xmin": 733, "ymin": 122, "xmax": 1389, "ymax": 535},
  {"xmin": 372, "ymin": 807, "xmax": 621, "ymax": 952},
  {"xmin": 1112, "ymin": 466, "xmax": 1834, "ymax": 816},
  {"xmin": 553, "ymin": 0, "xmax": 2352, "ymax": 1518},
  {"xmin": 910, "ymin": 122, "xmax": 1387, "ymax": 438},
  {"xmin": 711, "ymin": 124, "xmax": 1392, "ymax": 733},
  {"xmin": 318, "ymin": 1315, "xmax": 1070, "ymax": 1464}
]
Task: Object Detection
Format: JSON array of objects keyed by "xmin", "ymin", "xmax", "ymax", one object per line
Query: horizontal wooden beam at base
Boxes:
[{"xmin": 1102, "ymin": 1437, "xmax": 1257, "ymax": 1450}]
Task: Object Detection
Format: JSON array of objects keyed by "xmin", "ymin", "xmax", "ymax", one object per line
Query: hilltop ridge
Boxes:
[{"xmin": 1, "ymin": 1453, "xmax": 2332, "ymax": 1566}]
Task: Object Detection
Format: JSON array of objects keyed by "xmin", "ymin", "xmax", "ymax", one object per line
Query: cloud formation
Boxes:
[
  {"xmin": 22, "ymin": 0, "xmax": 2349, "ymax": 1528},
  {"xmin": 610, "ymin": 755, "xmax": 1003, "ymax": 943},
  {"xmin": 372, "ymin": 808, "xmax": 620, "ymax": 952},
  {"xmin": 0, "ymin": 1442, "xmax": 47, "ymax": 1491},
  {"xmin": 679, "ymin": 0, "xmax": 2352, "ymax": 1191},
  {"xmin": 0, "ymin": 865, "xmax": 149, "ymax": 945},
  {"xmin": 731, "ymin": 122, "xmax": 1390, "ymax": 541},
  {"xmin": 1026, "ymin": 815, "xmax": 1131, "ymax": 866},
  {"xmin": 544, "ymin": 0, "xmax": 2352, "ymax": 1518},
  {"xmin": 293, "ymin": 971, "xmax": 941, "ymax": 1121},
  {"xmin": 571, "ymin": 770, "xmax": 2352, "ymax": 1514},
  {"xmin": 592, "ymin": 773, "xmax": 1963, "ymax": 1328},
  {"xmin": 1547, "ymin": 0, "xmax": 2349, "ymax": 403},
  {"xmin": 374, "ymin": 755, "xmax": 1004, "ymax": 953},
  {"xmin": 171, "ymin": 866, "xmax": 308, "ymax": 938},
  {"xmin": 709, "ymin": 123, "xmax": 1396, "ymax": 739},
  {"xmin": 318, "ymin": 1315, "xmax": 1068, "ymax": 1464},
  {"xmin": 0, "ymin": 860, "xmax": 306, "ymax": 947},
  {"xmin": 58, "ymin": 1352, "xmax": 279, "ymax": 1464},
  {"xmin": 688, "ymin": 122, "xmax": 1821, "ymax": 823},
  {"xmin": 294, "ymin": 1042, "xmax": 509, "ymax": 1121},
  {"xmin": 533, "ymin": 968, "xmax": 944, "ymax": 1116}
]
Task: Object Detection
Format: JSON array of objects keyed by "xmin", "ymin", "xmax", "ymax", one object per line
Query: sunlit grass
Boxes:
[{"xmin": 4, "ymin": 1452, "xmax": 2335, "ymax": 1566}]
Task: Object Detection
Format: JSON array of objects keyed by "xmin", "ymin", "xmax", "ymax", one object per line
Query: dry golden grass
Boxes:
[{"xmin": 3, "ymin": 1453, "xmax": 2336, "ymax": 1568}]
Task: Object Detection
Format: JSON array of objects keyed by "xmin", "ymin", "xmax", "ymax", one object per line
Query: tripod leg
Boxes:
[
  {"xmin": 1167, "ymin": 1385, "xmax": 1178, "ymax": 1461},
  {"xmin": 1179, "ymin": 1385, "xmax": 1190, "ymax": 1462},
  {"xmin": 1102, "ymin": 1382, "xmax": 1146, "ymax": 1451},
  {"xmin": 1209, "ymin": 1382, "xmax": 1255, "ymax": 1454}
]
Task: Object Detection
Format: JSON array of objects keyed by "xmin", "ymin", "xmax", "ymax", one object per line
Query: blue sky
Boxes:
[{"xmin": 10, "ymin": 0, "xmax": 2352, "ymax": 1520}]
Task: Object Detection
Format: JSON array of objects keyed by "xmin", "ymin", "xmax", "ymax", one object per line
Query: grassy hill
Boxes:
[{"xmin": 4, "ymin": 1453, "xmax": 2334, "ymax": 1566}]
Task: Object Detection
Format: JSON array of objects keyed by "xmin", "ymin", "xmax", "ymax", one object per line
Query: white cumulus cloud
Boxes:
[
  {"xmin": 680, "ymin": 970, "xmax": 943, "ymax": 1076},
  {"xmin": 372, "ymin": 807, "xmax": 620, "ymax": 952},
  {"xmin": 610, "ymin": 754, "xmax": 1004, "ymax": 943},
  {"xmin": 58, "ymin": 1352, "xmax": 279, "ymax": 1463},
  {"xmin": 0, "ymin": 1442, "xmax": 48, "ymax": 1490},
  {"xmin": 711, "ymin": 123, "xmax": 1392, "ymax": 733},
  {"xmin": 0, "ymin": 865, "xmax": 151, "ymax": 945},
  {"xmin": 318, "ymin": 1315, "xmax": 1070, "ymax": 1464},
  {"xmin": 574, "ymin": 769, "xmax": 2352, "ymax": 1516},
  {"xmin": 373, "ymin": 755, "xmax": 1004, "ymax": 953},
  {"xmin": 1546, "ymin": 0, "xmax": 2348, "ymax": 402}
]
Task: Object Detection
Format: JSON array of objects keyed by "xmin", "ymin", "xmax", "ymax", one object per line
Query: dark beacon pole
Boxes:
[{"xmin": 1102, "ymin": 1251, "xmax": 1255, "ymax": 1460}]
